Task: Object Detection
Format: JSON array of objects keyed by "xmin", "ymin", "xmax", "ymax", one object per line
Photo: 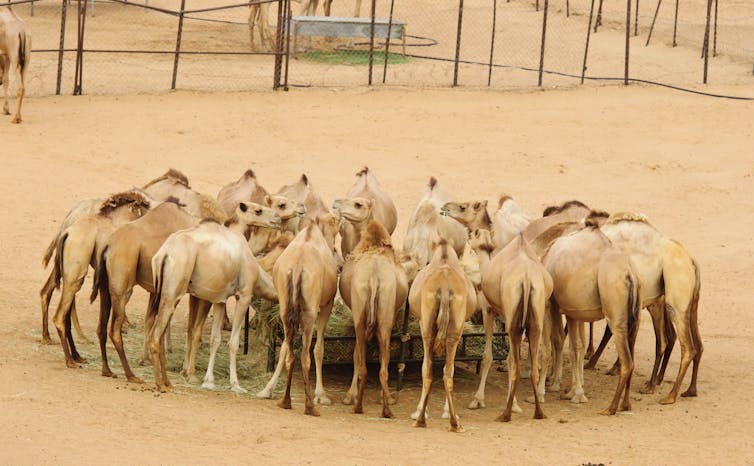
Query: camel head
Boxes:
[
  {"xmin": 264, "ymin": 194, "xmax": 306, "ymax": 220},
  {"xmin": 441, "ymin": 200, "xmax": 488, "ymax": 228},
  {"xmin": 332, "ymin": 197, "xmax": 374, "ymax": 224},
  {"xmin": 468, "ymin": 229, "xmax": 494, "ymax": 254},
  {"xmin": 235, "ymin": 202, "xmax": 282, "ymax": 230}
]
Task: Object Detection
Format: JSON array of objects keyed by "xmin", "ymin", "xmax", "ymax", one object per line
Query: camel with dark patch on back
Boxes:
[
  {"xmin": 340, "ymin": 167, "xmax": 397, "ymax": 257},
  {"xmin": 0, "ymin": 7, "xmax": 31, "ymax": 124},
  {"xmin": 217, "ymin": 169, "xmax": 269, "ymax": 218},
  {"xmin": 257, "ymin": 214, "xmax": 339, "ymax": 414},
  {"xmin": 147, "ymin": 203, "xmax": 281, "ymax": 393},
  {"xmin": 51, "ymin": 191, "xmax": 152, "ymax": 369},
  {"xmin": 409, "ymin": 239, "xmax": 476, "ymax": 432},
  {"xmin": 469, "ymin": 229, "xmax": 552, "ymax": 421}
]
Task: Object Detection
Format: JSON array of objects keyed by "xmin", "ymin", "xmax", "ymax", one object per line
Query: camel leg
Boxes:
[
  {"xmin": 279, "ymin": 339, "xmax": 295, "ymax": 410},
  {"xmin": 562, "ymin": 318, "xmax": 587, "ymax": 403},
  {"xmin": 248, "ymin": 4, "xmax": 257, "ymax": 50},
  {"xmin": 258, "ymin": 340, "xmax": 288, "ymax": 398},
  {"xmin": 182, "ymin": 296, "xmax": 199, "ymax": 379},
  {"xmin": 498, "ymin": 329, "xmax": 522, "ymax": 422},
  {"xmin": 139, "ymin": 296, "xmax": 157, "ymax": 366},
  {"xmin": 469, "ymin": 307, "xmax": 494, "ymax": 409},
  {"xmin": 585, "ymin": 324, "xmax": 612, "ymax": 369},
  {"xmin": 531, "ymin": 305, "xmax": 552, "ymax": 404},
  {"xmin": 202, "ymin": 302, "xmax": 227, "ymax": 390},
  {"xmin": 353, "ymin": 324, "xmax": 368, "ymax": 414},
  {"xmin": 641, "ymin": 302, "xmax": 665, "ymax": 393},
  {"xmin": 657, "ymin": 312, "xmax": 677, "ymax": 384},
  {"xmin": 323, "ymin": 0, "xmax": 332, "ymax": 15},
  {"xmin": 184, "ymin": 298, "xmax": 211, "ymax": 384},
  {"xmin": 39, "ymin": 268, "xmax": 57, "ymax": 344},
  {"xmin": 149, "ymin": 304, "xmax": 175, "ymax": 392},
  {"xmin": 53, "ymin": 283, "xmax": 81, "ymax": 368},
  {"xmin": 412, "ymin": 335, "xmax": 434, "ymax": 428},
  {"xmin": 301, "ymin": 314, "xmax": 319, "ymax": 416},
  {"xmin": 585, "ymin": 322, "xmax": 595, "ymax": 360},
  {"xmin": 682, "ymin": 293, "xmax": 703, "ymax": 398},
  {"xmin": 71, "ymin": 302, "xmax": 91, "ymax": 344},
  {"xmin": 377, "ymin": 324, "xmax": 394, "ymax": 418},
  {"xmin": 444, "ymin": 336, "xmax": 463, "ymax": 433},
  {"xmin": 343, "ymin": 344, "xmax": 360, "ymax": 405},
  {"xmin": 528, "ymin": 318, "xmax": 546, "ymax": 419},
  {"xmin": 353, "ymin": 0, "xmax": 362, "ymax": 17},
  {"xmin": 228, "ymin": 298, "xmax": 253, "ymax": 393},
  {"xmin": 109, "ymin": 292, "xmax": 142, "ymax": 383},
  {"xmin": 660, "ymin": 303, "xmax": 696, "ymax": 404},
  {"xmin": 547, "ymin": 304, "xmax": 565, "ymax": 391},
  {"xmin": 65, "ymin": 303, "xmax": 84, "ymax": 364},
  {"xmin": 97, "ymin": 280, "xmax": 115, "ymax": 378},
  {"xmin": 313, "ymin": 301, "xmax": 333, "ymax": 405},
  {"xmin": 11, "ymin": 58, "xmax": 25, "ymax": 124},
  {"xmin": 1, "ymin": 56, "xmax": 9, "ymax": 115},
  {"xmin": 600, "ymin": 317, "xmax": 634, "ymax": 415}
]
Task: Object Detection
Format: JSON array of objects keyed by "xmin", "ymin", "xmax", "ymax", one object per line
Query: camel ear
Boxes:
[
  {"xmin": 239, "ymin": 202, "xmax": 248, "ymax": 213},
  {"xmin": 473, "ymin": 201, "xmax": 481, "ymax": 210},
  {"xmin": 367, "ymin": 199, "xmax": 374, "ymax": 208},
  {"xmin": 263, "ymin": 194, "xmax": 272, "ymax": 207},
  {"xmin": 481, "ymin": 200, "xmax": 488, "ymax": 209}
]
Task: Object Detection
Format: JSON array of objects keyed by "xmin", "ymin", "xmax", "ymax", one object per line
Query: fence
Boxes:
[{"xmin": 10, "ymin": 0, "xmax": 754, "ymax": 97}]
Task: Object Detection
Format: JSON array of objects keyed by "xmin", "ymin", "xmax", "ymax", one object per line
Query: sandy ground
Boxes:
[{"xmin": 1, "ymin": 85, "xmax": 753, "ymax": 464}]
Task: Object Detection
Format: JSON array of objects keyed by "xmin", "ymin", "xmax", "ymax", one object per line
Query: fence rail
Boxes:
[{"xmin": 6, "ymin": 0, "xmax": 753, "ymax": 97}]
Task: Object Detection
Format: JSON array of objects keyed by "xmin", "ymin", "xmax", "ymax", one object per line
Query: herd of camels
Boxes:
[{"xmin": 40, "ymin": 166, "xmax": 702, "ymax": 431}]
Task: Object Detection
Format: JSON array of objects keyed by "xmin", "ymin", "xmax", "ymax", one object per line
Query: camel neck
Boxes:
[
  {"xmin": 475, "ymin": 246, "xmax": 492, "ymax": 273},
  {"xmin": 473, "ymin": 209, "xmax": 493, "ymax": 231}
]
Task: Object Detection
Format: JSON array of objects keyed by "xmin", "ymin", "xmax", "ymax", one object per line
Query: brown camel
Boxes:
[
  {"xmin": 442, "ymin": 194, "xmax": 530, "ymax": 252},
  {"xmin": 543, "ymin": 221, "xmax": 641, "ymax": 415},
  {"xmin": 338, "ymin": 221, "xmax": 408, "ymax": 417},
  {"xmin": 217, "ymin": 169, "xmax": 269, "ymax": 218},
  {"xmin": 257, "ymin": 214, "xmax": 339, "ymax": 414},
  {"xmin": 587, "ymin": 212, "xmax": 702, "ymax": 403},
  {"xmin": 404, "ymin": 177, "xmax": 467, "ymax": 269},
  {"xmin": 247, "ymin": 194, "xmax": 306, "ymax": 256},
  {"xmin": 469, "ymin": 229, "xmax": 552, "ymax": 421},
  {"xmin": 0, "ymin": 7, "xmax": 31, "ymax": 124},
  {"xmin": 409, "ymin": 239, "xmax": 476, "ymax": 432},
  {"xmin": 51, "ymin": 191, "xmax": 152, "ymax": 368},
  {"xmin": 277, "ymin": 174, "xmax": 329, "ymax": 230},
  {"xmin": 147, "ymin": 203, "xmax": 281, "ymax": 392},
  {"xmin": 340, "ymin": 167, "xmax": 397, "ymax": 257}
]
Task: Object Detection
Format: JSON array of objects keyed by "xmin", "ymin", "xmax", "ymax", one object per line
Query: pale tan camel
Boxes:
[
  {"xmin": 0, "ymin": 7, "xmax": 31, "ymax": 124},
  {"xmin": 51, "ymin": 191, "xmax": 152, "ymax": 368},
  {"xmin": 442, "ymin": 194, "xmax": 530, "ymax": 252},
  {"xmin": 588, "ymin": 212, "xmax": 702, "ymax": 402},
  {"xmin": 147, "ymin": 203, "xmax": 281, "ymax": 393},
  {"xmin": 299, "ymin": 0, "xmax": 361, "ymax": 16},
  {"xmin": 340, "ymin": 167, "xmax": 397, "ymax": 257},
  {"xmin": 257, "ymin": 214, "xmax": 340, "ymax": 414},
  {"xmin": 277, "ymin": 174, "xmax": 329, "ymax": 230},
  {"xmin": 409, "ymin": 239, "xmax": 476, "ymax": 432},
  {"xmin": 247, "ymin": 194, "xmax": 306, "ymax": 256},
  {"xmin": 339, "ymin": 220, "xmax": 408, "ymax": 417},
  {"xmin": 404, "ymin": 177, "xmax": 467, "ymax": 269},
  {"xmin": 524, "ymin": 200, "xmax": 591, "ymax": 243},
  {"xmin": 543, "ymin": 223, "xmax": 641, "ymax": 415},
  {"xmin": 217, "ymin": 169, "xmax": 269, "ymax": 218},
  {"xmin": 469, "ymin": 229, "xmax": 552, "ymax": 421},
  {"xmin": 248, "ymin": 1, "xmax": 275, "ymax": 52},
  {"xmin": 257, "ymin": 231, "xmax": 295, "ymax": 273}
]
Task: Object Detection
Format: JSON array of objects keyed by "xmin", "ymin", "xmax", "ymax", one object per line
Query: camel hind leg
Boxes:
[
  {"xmin": 301, "ymin": 313, "xmax": 319, "ymax": 416},
  {"xmin": 202, "ymin": 302, "xmax": 227, "ymax": 390},
  {"xmin": 468, "ymin": 304, "xmax": 494, "ymax": 409},
  {"xmin": 443, "ymin": 334, "xmax": 463, "ymax": 433},
  {"xmin": 1, "ymin": 55, "xmax": 9, "ymax": 115},
  {"xmin": 412, "ymin": 332, "xmax": 434, "ymax": 428},
  {"xmin": 39, "ymin": 268, "xmax": 57, "ymax": 344},
  {"xmin": 109, "ymin": 292, "xmax": 142, "ymax": 383},
  {"xmin": 313, "ymin": 301, "xmax": 333, "ymax": 405},
  {"xmin": 11, "ymin": 55, "xmax": 25, "ymax": 124},
  {"xmin": 377, "ymin": 322, "xmax": 394, "ymax": 418},
  {"xmin": 498, "ymin": 328, "xmax": 522, "ymax": 422}
]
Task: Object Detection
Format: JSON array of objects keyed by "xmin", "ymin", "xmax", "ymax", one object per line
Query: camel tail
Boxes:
[
  {"xmin": 90, "ymin": 245, "xmax": 108, "ymax": 303},
  {"xmin": 433, "ymin": 287, "xmax": 451, "ymax": 356},
  {"xmin": 18, "ymin": 33, "xmax": 27, "ymax": 73},
  {"xmin": 150, "ymin": 254, "xmax": 168, "ymax": 318},
  {"xmin": 688, "ymin": 258, "xmax": 702, "ymax": 353},
  {"xmin": 519, "ymin": 278, "xmax": 531, "ymax": 334},
  {"xmin": 54, "ymin": 232, "xmax": 69, "ymax": 292},
  {"xmin": 42, "ymin": 235, "xmax": 57, "ymax": 268},
  {"xmin": 626, "ymin": 272, "xmax": 640, "ymax": 333},
  {"xmin": 364, "ymin": 277, "xmax": 379, "ymax": 342},
  {"xmin": 283, "ymin": 269, "xmax": 303, "ymax": 349}
]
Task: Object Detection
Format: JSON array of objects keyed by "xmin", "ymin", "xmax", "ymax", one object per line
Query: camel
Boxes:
[
  {"xmin": 147, "ymin": 203, "xmax": 281, "ymax": 393},
  {"xmin": 217, "ymin": 169, "xmax": 269, "ymax": 218},
  {"xmin": 340, "ymin": 167, "xmax": 397, "ymax": 257},
  {"xmin": 542, "ymin": 220, "xmax": 641, "ymax": 415},
  {"xmin": 409, "ymin": 239, "xmax": 476, "ymax": 432},
  {"xmin": 277, "ymin": 174, "xmax": 329, "ymax": 230},
  {"xmin": 468, "ymin": 229, "xmax": 551, "ymax": 421},
  {"xmin": 248, "ymin": 1, "xmax": 275, "ymax": 52},
  {"xmin": 0, "ymin": 7, "xmax": 30, "ymax": 124},
  {"xmin": 257, "ymin": 231, "xmax": 295, "ymax": 273},
  {"xmin": 442, "ymin": 194, "xmax": 530, "ymax": 252},
  {"xmin": 256, "ymin": 214, "xmax": 340, "ymax": 415},
  {"xmin": 403, "ymin": 177, "xmax": 467, "ymax": 269},
  {"xmin": 51, "ymin": 191, "xmax": 153, "ymax": 369},
  {"xmin": 586, "ymin": 212, "xmax": 702, "ymax": 403},
  {"xmin": 338, "ymin": 221, "xmax": 408, "ymax": 417},
  {"xmin": 524, "ymin": 200, "xmax": 592, "ymax": 243},
  {"xmin": 142, "ymin": 169, "xmax": 227, "ymax": 222},
  {"xmin": 247, "ymin": 194, "xmax": 306, "ymax": 256}
]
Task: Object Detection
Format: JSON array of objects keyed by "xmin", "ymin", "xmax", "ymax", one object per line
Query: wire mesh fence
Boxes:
[{"xmin": 8, "ymin": 0, "xmax": 753, "ymax": 97}]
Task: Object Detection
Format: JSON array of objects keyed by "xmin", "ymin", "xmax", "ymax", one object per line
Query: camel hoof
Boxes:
[
  {"xmin": 387, "ymin": 392, "xmax": 397, "ymax": 405},
  {"xmin": 183, "ymin": 374, "xmax": 201, "ymax": 385},
  {"xmin": 352, "ymin": 405, "xmax": 364, "ymax": 414},
  {"xmin": 137, "ymin": 358, "xmax": 151, "ymax": 367},
  {"xmin": 382, "ymin": 408, "xmax": 394, "ymax": 419},
  {"xmin": 65, "ymin": 361, "xmax": 81, "ymax": 369},
  {"xmin": 11, "ymin": 117, "xmax": 21, "ymax": 124},
  {"xmin": 256, "ymin": 388, "xmax": 273, "ymax": 399},
  {"xmin": 571, "ymin": 394, "xmax": 588, "ymax": 404},
  {"xmin": 584, "ymin": 362, "xmax": 597, "ymax": 370},
  {"xmin": 659, "ymin": 395, "xmax": 676, "ymax": 405},
  {"xmin": 640, "ymin": 383, "xmax": 656, "ymax": 394},
  {"xmin": 278, "ymin": 399, "xmax": 292, "ymax": 409},
  {"xmin": 314, "ymin": 394, "xmax": 331, "ymax": 405},
  {"xmin": 73, "ymin": 355, "xmax": 87, "ymax": 364},
  {"xmin": 127, "ymin": 376, "xmax": 144, "ymax": 384},
  {"xmin": 201, "ymin": 381, "xmax": 217, "ymax": 391},
  {"xmin": 304, "ymin": 406, "xmax": 321, "ymax": 417},
  {"xmin": 231, "ymin": 385, "xmax": 248, "ymax": 394},
  {"xmin": 533, "ymin": 410, "xmax": 547, "ymax": 420},
  {"xmin": 342, "ymin": 393, "xmax": 355, "ymax": 405},
  {"xmin": 621, "ymin": 403, "xmax": 632, "ymax": 412},
  {"xmin": 156, "ymin": 384, "xmax": 172, "ymax": 394},
  {"xmin": 101, "ymin": 369, "xmax": 115, "ymax": 378},
  {"xmin": 410, "ymin": 410, "xmax": 425, "ymax": 420},
  {"xmin": 2, "ymin": 108, "xmax": 9, "ymax": 115},
  {"xmin": 495, "ymin": 413, "xmax": 512, "ymax": 422},
  {"xmin": 41, "ymin": 336, "xmax": 53, "ymax": 345},
  {"xmin": 548, "ymin": 382, "xmax": 561, "ymax": 392},
  {"xmin": 681, "ymin": 388, "xmax": 697, "ymax": 398},
  {"xmin": 412, "ymin": 419, "xmax": 426, "ymax": 428},
  {"xmin": 468, "ymin": 398, "xmax": 485, "ymax": 409},
  {"xmin": 512, "ymin": 403, "xmax": 523, "ymax": 414},
  {"xmin": 448, "ymin": 424, "xmax": 465, "ymax": 433},
  {"xmin": 598, "ymin": 408, "xmax": 617, "ymax": 416}
]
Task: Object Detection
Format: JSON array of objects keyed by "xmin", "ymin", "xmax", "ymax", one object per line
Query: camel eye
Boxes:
[
  {"xmin": 460, "ymin": 206, "xmax": 466, "ymax": 212},
  {"xmin": 355, "ymin": 202, "xmax": 363, "ymax": 208},
  {"xmin": 279, "ymin": 203, "xmax": 286, "ymax": 209}
]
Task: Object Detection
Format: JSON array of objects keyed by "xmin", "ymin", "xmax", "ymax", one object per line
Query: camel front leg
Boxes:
[
  {"xmin": 228, "ymin": 298, "xmax": 254, "ymax": 393},
  {"xmin": 561, "ymin": 318, "xmax": 587, "ymax": 403},
  {"xmin": 202, "ymin": 302, "xmax": 227, "ymax": 390},
  {"xmin": 184, "ymin": 298, "xmax": 211, "ymax": 384},
  {"xmin": 11, "ymin": 63, "xmax": 25, "ymax": 124},
  {"xmin": 469, "ymin": 305, "xmax": 494, "ymax": 409},
  {"xmin": 660, "ymin": 303, "xmax": 696, "ymax": 405},
  {"xmin": 109, "ymin": 293, "xmax": 142, "ymax": 383},
  {"xmin": 257, "ymin": 340, "xmax": 288, "ymax": 398},
  {"xmin": 148, "ymin": 304, "xmax": 175, "ymax": 392},
  {"xmin": 313, "ymin": 301, "xmax": 333, "ymax": 405},
  {"xmin": 547, "ymin": 304, "xmax": 565, "ymax": 391},
  {"xmin": 1, "ymin": 56, "xmax": 9, "ymax": 115}
]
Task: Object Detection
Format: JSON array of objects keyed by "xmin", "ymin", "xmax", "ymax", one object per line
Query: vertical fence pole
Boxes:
[
  {"xmin": 581, "ymin": 0, "xmax": 595, "ymax": 84},
  {"xmin": 73, "ymin": 0, "xmax": 87, "ymax": 95},
  {"xmin": 672, "ymin": 0, "xmax": 678, "ymax": 46},
  {"xmin": 367, "ymin": 0, "xmax": 376, "ymax": 85},
  {"xmin": 452, "ymin": 0, "xmax": 464, "ymax": 86},
  {"xmin": 594, "ymin": 0, "xmax": 603, "ymax": 32},
  {"xmin": 283, "ymin": 0, "xmax": 291, "ymax": 91},
  {"xmin": 56, "ymin": 0, "xmax": 68, "ymax": 95},
  {"xmin": 702, "ymin": 0, "xmax": 712, "ymax": 83},
  {"xmin": 712, "ymin": 0, "xmax": 718, "ymax": 57},
  {"xmin": 634, "ymin": 0, "xmax": 639, "ymax": 36},
  {"xmin": 624, "ymin": 0, "xmax": 631, "ymax": 85},
  {"xmin": 537, "ymin": 0, "xmax": 548, "ymax": 87},
  {"xmin": 645, "ymin": 0, "xmax": 662, "ymax": 46},
  {"xmin": 171, "ymin": 0, "xmax": 186, "ymax": 90},
  {"xmin": 487, "ymin": 0, "xmax": 497, "ymax": 86},
  {"xmin": 273, "ymin": 0, "xmax": 285, "ymax": 89},
  {"xmin": 382, "ymin": 0, "xmax": 396, "ymax": 84}
]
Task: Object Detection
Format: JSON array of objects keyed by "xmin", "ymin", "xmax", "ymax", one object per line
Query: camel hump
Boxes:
[
  {"xmin": 356, "ymin": 166, "xmax": 370, "ymax": 177},
  {"xmin": 300, "ymin": 174, "xmax": 309, "ymax": 186},
  {"xmin": 362, "ymin": 221, "xmax": 392, "ymax": 249},
  {"xmin": 542, "ymin": 199, "xmax": 589, "ymax": 217},
  {"xmin": 498, "ymin": 194, "xmax": 513, "ymax": 210},
  {"xmin": 606, "ymin": 211, "xmax": 650, "ymax": 225},
  {"xmin": 428, "ymin": 176, "xmax": 438, "ymax": 189},
  {"xmin": 584, "ymin": 209, "xmax": 610, "ymax": 227},
  {"xmin": 143, "ymin": 168, "xmax": 191, "ymax": 189},
  {"xmin": 243, "ymin": 169, "xmax": 256, "ymax": 179},
  {"xmin": 99, "ymin": 190, "xmax": 151, "ymax": 215}
]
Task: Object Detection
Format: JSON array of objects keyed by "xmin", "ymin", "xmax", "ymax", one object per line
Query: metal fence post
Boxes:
[
  {"xmin": 382, "ymin": 0, "xmax": 396, "ymax": 84},
  {"xmin": 645, "ymin": 0, "xmax": 662, "ymax": 46},
  {"xmin": 702, "ymin": 0, "xmax": 712, "ymax": 83},
  {"xmin": 581, "ymin": 0, "xmax": 595, "ymax": 84},
  {"xmin": 537, "ymin": 0, "xmax": 548, "ymax": 87},
  {"xmin": 367, "ymin": 0, "xmax": 376, "ymax": 85},
  {"xmin": 73, "ymin": 0, "xmax": 87, "ymax": 95},
  {"xmin": 624, "ymin": 0, "xmax": 631, "ymax": 85},
  {"xmin": 283, "ymin": 0, "xmax": 291, "ymax": 91},
  {"xmin": 273, "ymin": 0, "xmax": 285, "ymax": 89},
  {"xmin": 171, "ymin": 0, "xmax": 187, "ymax": 90},
  {"xmin": 453, "ymin": 0, "xmax": 464, "ymax": 87},
  {"xmin": 487, "ymin": 0, "xmax": 497, "ymax": 86},
  {"xmin": 56, "ymin": 0, "xmax": 68, "ymax": 95},
  {"xmin": 672, "ymin": 0, "xmax": 679, "ymax": 46}
]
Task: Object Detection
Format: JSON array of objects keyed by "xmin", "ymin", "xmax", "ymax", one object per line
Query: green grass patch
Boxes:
[{"xmin": 303, "ymin": 50, "xmax": 409, "ymax": 66}]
